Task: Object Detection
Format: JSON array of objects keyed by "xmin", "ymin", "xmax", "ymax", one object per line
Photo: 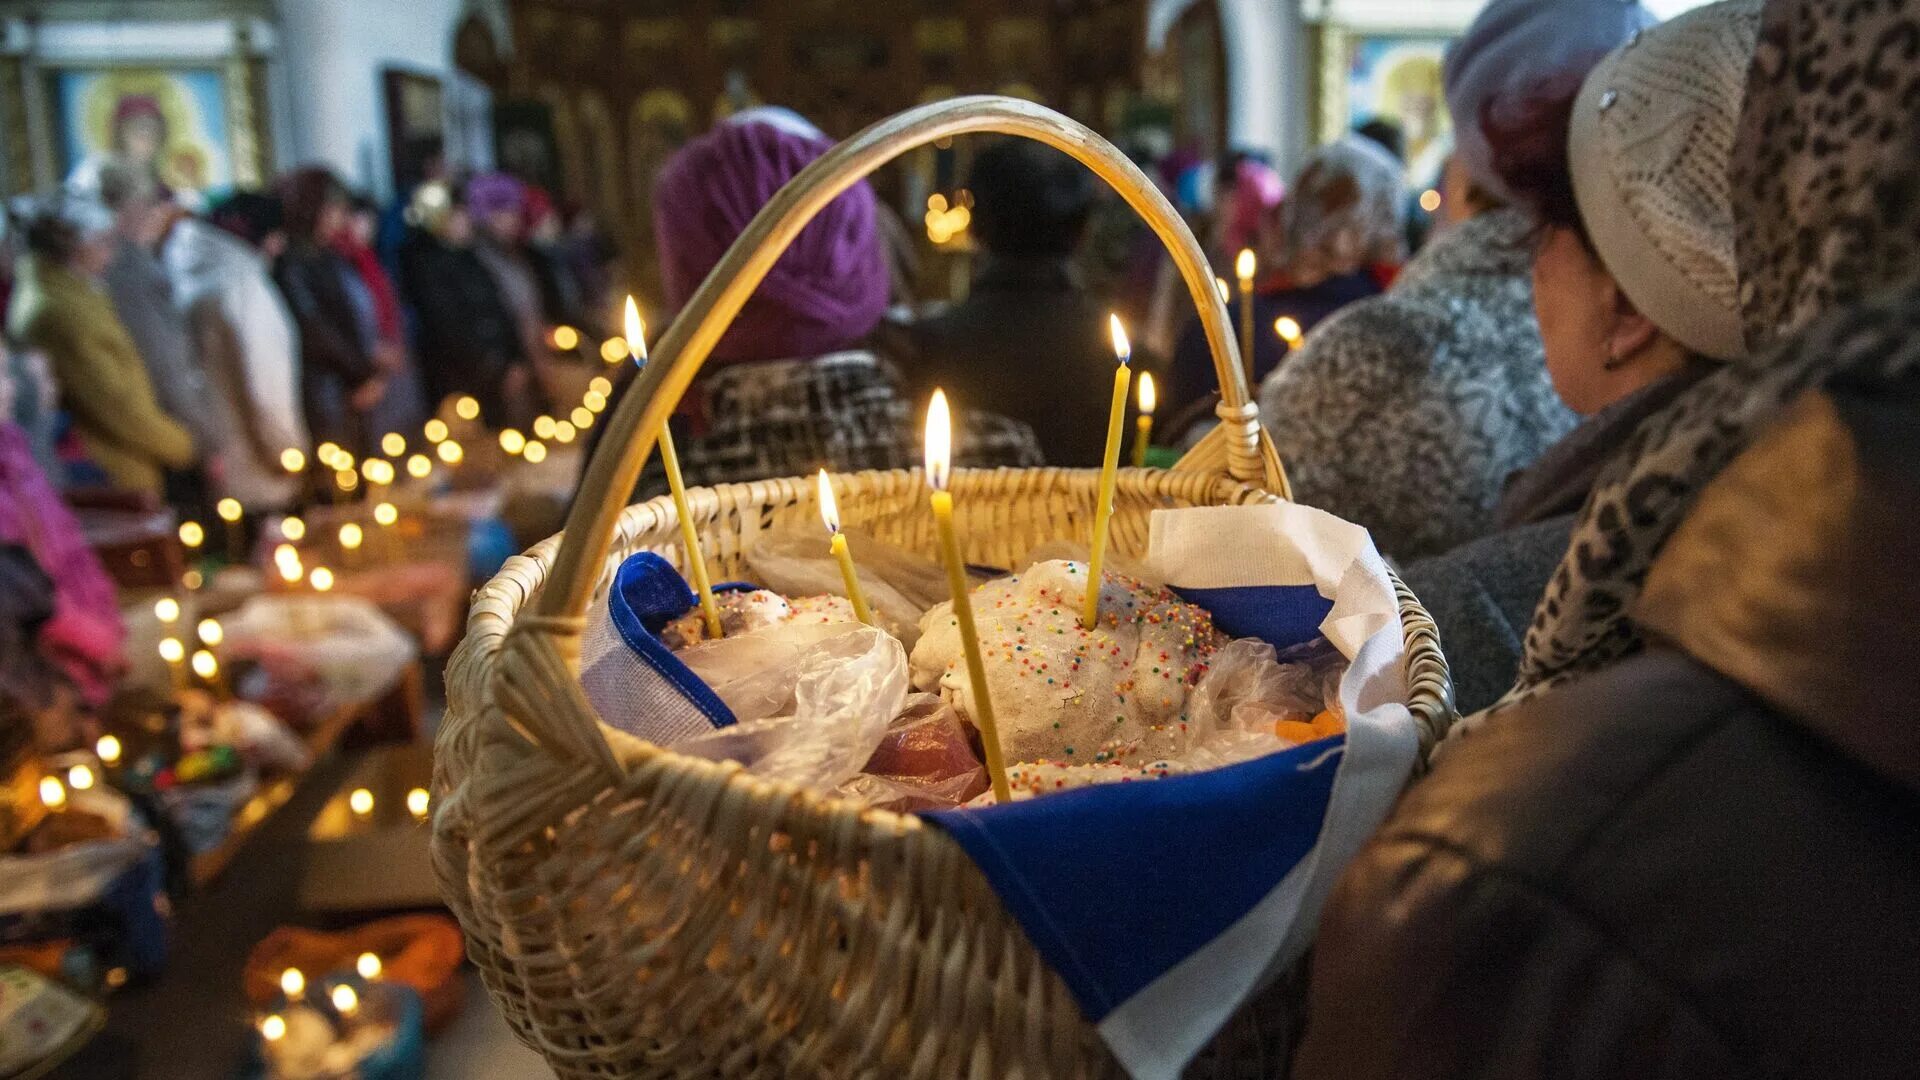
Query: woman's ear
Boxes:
[{"xmin": 1605, "ymin": 288, "xmax": 1662, "ymax": 369}]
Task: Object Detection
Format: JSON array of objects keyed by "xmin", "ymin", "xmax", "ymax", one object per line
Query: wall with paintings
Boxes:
[{"xmin": 1, "ymin": 6, "xmax": 276, "ymax": 202}]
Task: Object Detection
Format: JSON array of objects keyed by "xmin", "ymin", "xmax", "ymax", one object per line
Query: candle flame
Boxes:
[
  {"xmin": 624, "ymin": 296, "xmax": 647, "ymax": 364},
  {"xmin": 280, "ymin": 448, "xmax": 305, "ymax": 473},
  {"xmin": 330, "ymin": 983, "xmax": 358, "ymax": 1016},
  {"xmin": 39, "ymin": 775, "xmax": 65, "ymax": 809},
  {"xmin": 159, "ymin": 638, "xmax": 185, "ymax": 663},
  {"xmin": 154, "ymin": 597, "xmax": 180, "ymax": 623},
  {"xmin": 197, "ymin": 618, "xmax": 222, "ymax": 646},
  {"xmin": 68, "ymin": 763, "xmax": 95, "ymax": 790},
  {"xmin": 348, "ymin": 787, "xmax": 373, "ymax": 814},
  {"xmin": 381, "ymin": 432, "xmax": 406, "ymax": 457},
  {"xmin": 1274, "ymin": 315, "xmax": 1303, "ymax": 345},
  {"xmin": 260, "ymin": 1014, "xmax": 287, "ymax": 1041},
  {"xmin": 339, "ymin": 523, "xmax": 363, "ymax": 550},
  {"xmin": 282, "ymin": 516, "xmax": 306, "ymax": 541},
  {"xmin": 96, "ymin": 734, "xmax": 122, "ymax": 764},
  {"xmin": 1139, "ymin": 371, "xmax": 1157, "ymax": 415},
  {"xmin": 309, "ymin": 566, "xmax": 334, "ymax": 592},
  {"xmin": 357, "ymin": 952, "xmax": 383, "ymax": 980},
  {"xmin": 1109, "ymin": 314, "xmax": 1131, "ymax": 365},
  {"xmin": 280, "ymin": 968, "xmax": 305, "ymax": 998},
  {"xmin": 191, "ymin": 650, "xmax": 218, "ymax": 679},
  {"xmin": 1236, "ymin": 247, "xmax": 1256, "ymax": 282},
  {"xmin": 924, "ymin": 390, "xmax": 952, "ymax": 492},
  {"xmin": 217, "ymin": 497, "xmax": 243, "ymax": 522},
  {"xmin": 816, "ymin": 470, "xmax": 841, "ymax": 534},
  {"xmin": 406, "ymin": 787, "xmax": 430, "ymax": 818},
  {"xmin": 179, "ymin": 521, "xmax": 205, "ymax": 548}
]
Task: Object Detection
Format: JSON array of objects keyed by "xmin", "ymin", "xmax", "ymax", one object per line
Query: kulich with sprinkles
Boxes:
[{"xmin": 910, "ymin": 560, "xmax": 1225, "ymax": 768}]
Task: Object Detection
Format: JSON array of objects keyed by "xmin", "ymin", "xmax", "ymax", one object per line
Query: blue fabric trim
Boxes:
[
  {"xmin": 607, "ymin": 552, "xmax": 736, "ymax": 728},
  {"xmin": 926, "ymin": 736, "xmax": 1343, "ymax": 1019},
  {"xmin": 1173, "ymin": 583, "xmax": 1334, "ymax": 648}
]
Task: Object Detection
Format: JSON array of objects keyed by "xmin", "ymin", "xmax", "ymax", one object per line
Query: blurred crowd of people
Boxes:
[{"xmin": 1, "ymin": 157, "xmax": 619, "ymax": 516}]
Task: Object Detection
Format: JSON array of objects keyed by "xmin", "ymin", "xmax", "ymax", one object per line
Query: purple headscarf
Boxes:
[
  {"xmin": 465, "ymin": 171, "xmax": 528, "ymax": 220},
  {"xmin": 653, "ymin": 116, "xmax": 888, "ymax": 365}
]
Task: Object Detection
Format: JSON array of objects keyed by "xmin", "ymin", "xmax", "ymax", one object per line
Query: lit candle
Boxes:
[
  {"xmin": 356, "ymin": 952, "xmax": 383, "ymax": 981},
  {"xmin": 406, "ymin": 453, "xmax": 432, "ymax": 481},
  {"xmin": 436, "ymin": 440, "xmax": 464, "ymax": 465},
  {"xmin": 1083, "ymin": 316, "xmax": 1133, "ymax": 629},
  {"xmin": 281, "ymin": 515, "xmax": 306, "ymax": 542},
  {"xmin": 627, "ymin": 296, "xmax": 721, "ymax": 638},
  {"xmin": 280, "ymin": 967, "xmax": 305, "ymax": 999},
  {"xmin": 67, "ymin": 763, "xmax": 95, "ymax": 790},
  {"xmin": 39, "ymin": 774, "xmax": 66, "ymax": 811},
  {"xmin": 309, "ymin": 566, "xmax": 335, "ymax": 593},
  {"xmin": 454, "ymin": 395, "xmax": 481, "ymax": 422},
  {"xmin": 381, "ymin": 432, "xmax": 407, "ymax": 458},
  {"xmin": 339, "ymin": 522, "xmax": 363, "ymax": 568},
  {"xmin": 498, "ymin": 428, "xmax": 526, "ymax": 456},
  {"xmin": 154, "ymin": 596, "xmax": 181, "ymax": 625},
  {"xmin": 259, "ymin": 1014, "xmax": 287, "ymax": 1042},
  {"xmin": 96, "ymin": 734, "xmax": 122, "ymax": 766},
  {"xmin": 924, "ymin": 390, "xmax": 1010, "ymax": 803},
  {"xmin": 280, "ymin": 447, "xmax": 306, "ymax": 476},
  {"xmin": 424, "ymin": 419, "xmax": 448, "ymax": 444},
  {"xmin": 1236, "ymin": 248, "xmax": 1257, "ymax": 385},
  {"xmin": 179, "ymin": 520, "xmax": 205, "ymax": 557},
  {"xmin": 330, "ymin": 983, "xmax": 359, "ymax": 1017},
  {"xmin": 406, "ymin": 787, "xmax": 430, "ymax": 821},
  {"xmin": 1274, "ymin": 315, "xmax": 1303, "ymax": 349},
  {"xmin": 191, "ymin": 649, "xmax": 224, "ymax": 697},
  {"xmin": 158, "ymin": 637, "xmax": 187, "ymax": 691},
  {"xmin": 1132, "ymin": 371, "xmax": 1156, "ymax": 468},
  {"xmin": 816, "ymin": 470, "xmax": 873, "ymax": 625},
  {"xmin": 349, "ymin": 787, "xmax": 373, "ymax": 815}
]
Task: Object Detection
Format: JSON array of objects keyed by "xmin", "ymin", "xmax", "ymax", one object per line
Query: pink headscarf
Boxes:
[
  {"xmin": 652, "ymin": 115, "xmax": 888, "ymax": 364},
  {"xmin": 0, "ymin": 424, "xmax": 125, "ymax": 704}
]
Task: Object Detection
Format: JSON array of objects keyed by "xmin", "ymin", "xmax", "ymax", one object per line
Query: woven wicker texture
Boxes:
[{"xmin": 433, "ymin": 98, "xmax": 1455, "ymax": 1078}]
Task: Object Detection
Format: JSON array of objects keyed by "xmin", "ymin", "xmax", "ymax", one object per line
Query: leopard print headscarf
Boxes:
[{"xmin": 1450, "ymin": 0, "xmax": 1920, "ymax": 737}]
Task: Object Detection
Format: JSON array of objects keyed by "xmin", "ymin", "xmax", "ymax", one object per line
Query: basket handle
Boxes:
[{"xmin": 534, "ymin": 95, "xmax": 1285, "ymax": 631}]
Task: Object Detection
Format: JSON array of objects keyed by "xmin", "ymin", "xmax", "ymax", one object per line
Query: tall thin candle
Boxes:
[
  {"xmin": 1235, "ymin": 248, "xmax": 1257, "ymax": 385},
  {"xmin": 1132, "ymin": 371, "xmax": 1156, "ymax": 468},
  {"xmin": 626, "ymin": 296, "xmax": 721, "ymax": 638},
  {"xmin": 925, "ymin": 391, "xmax": 1010, "ymax": 803},
  {"xmin": 816, "ymin": 470, "xmax": 873, "ymax": 625},
  {"xmin": 1082, "ymin": 315, "xmax": 1133, "ymax": 629}
]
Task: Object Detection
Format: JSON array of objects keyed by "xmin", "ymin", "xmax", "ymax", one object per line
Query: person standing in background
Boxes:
[
  {"xmin": 336, "ymin": 192, "xmax": 426, "ymax": 440},
  {"xmin": 397, "ymin": 181, "xmax": 532, "ymax": 427},
  {"xmin": 1165, "ymin": 137, "xmax": 1403, "ymax": 439},
  {"xmin": 274, "ymin": 167, "xmax": 382, "ymax": 456},
  {"xmin": 83, "ymin": 160, "xmax": 224, "ymax": 506},
  {"xmin": 896, "ymin": 138, "xmax": 1117, "ymax": 467},
  {"xmin": 5, "ymin": 196, "xmax": 194, "ymax": 496},
  {"xmin": 465, "ymin": 172, "xmax": 553, "ymax": 409},
  {"xmin": 166, "ymin": 192, "xmax": 308, "ymax": 511}
]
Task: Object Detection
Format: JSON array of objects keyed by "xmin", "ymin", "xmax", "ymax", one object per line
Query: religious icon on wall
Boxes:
[
  {"xmin": 49, "ymin": 66, "xmax": 234, "ymax": 200},
  {"xmin": 1339, "ymin": 35, "xmax": 1452, "ymax": 182}
]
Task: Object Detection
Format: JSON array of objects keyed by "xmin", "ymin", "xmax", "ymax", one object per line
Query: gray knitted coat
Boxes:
[{"xmin": 1259, "ymin": 209, "xmax": 1576, "ymax": 560}]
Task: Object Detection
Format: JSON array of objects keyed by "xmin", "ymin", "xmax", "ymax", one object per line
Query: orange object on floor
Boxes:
[{"xmin": 243, "ymin": 914, "xmax": 465, "ymax": 1033}]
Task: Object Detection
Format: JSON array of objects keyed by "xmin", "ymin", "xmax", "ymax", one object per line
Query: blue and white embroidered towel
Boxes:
[
  {"xmin": 929, "ymin": 502, "xmax": 1419, "ymax": 1079},
  {"xmin": 578, "ymin": 552, "xmax": 736, "ymax": 744}
]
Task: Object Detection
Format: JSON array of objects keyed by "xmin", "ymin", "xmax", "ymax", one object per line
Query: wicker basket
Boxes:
[{"xmin": 433, "ymin": 97, "xmax": 1455, "ymax": 1079}]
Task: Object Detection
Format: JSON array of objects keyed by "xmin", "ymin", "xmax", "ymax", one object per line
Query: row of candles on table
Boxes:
[{"xmin": 258, "ymin": 955, "xmax": 386, "ymax": 1045}]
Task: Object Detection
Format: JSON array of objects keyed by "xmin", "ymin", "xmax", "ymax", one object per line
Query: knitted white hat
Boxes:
[{"xmin": 1568, "ymin": 0, "xmax": 1762, "ymax": 360}]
